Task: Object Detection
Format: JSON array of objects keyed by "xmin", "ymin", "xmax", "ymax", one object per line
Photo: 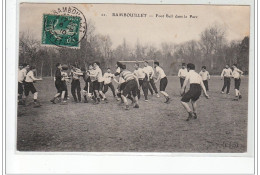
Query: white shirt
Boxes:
[
  {"xmin": 25, "ymin": 71, "xmax": 35, "ymax": 83},
  {"xmin": 94, "ymin": 67, "xmax": 104, "ymax": 82},
  {"xmin": 221, "ymin": 68, "xmax": 232, "ymax": 78},
  {"xmin": 143, "ymin": 65, "xmax": 154, "ymax": 78},
  {"xmin": 134, "ymin": 68, "xmax": 146, "ymax": 79},
  {"xmin": 185, "ymin": 70, "xmax": 202, "ymax": 84},
  {"xmin": 199, "ymin": 70, "xmax": 210, "ymax": 81},
  {"xmin": 115, "ymin": 67, "xmax": 125, "ymax": 83},
  {"xmin": 18, "ymin": 68, "xmax": 27, "ymax": 83},
  {"xmin": 178, "ymin": 68, "xmax": 188, "ymax": 78},
  {"xmin": 88, "ymin": 69, "xmax": 97, "ymax": 82},
  {"xmin": 103, "ymin": 72, "xmax": 114, "ymax": 84},
  {"xmin": 155, "ymin": 66, "xmax": 166, "ymax": 79},
  {"xmin": 232, "ymin": 68, "xmax": 243, "ymax": 79},
  {"xmin": 71, "ymin": 68, "xmax": 82, "ymax": 80}
]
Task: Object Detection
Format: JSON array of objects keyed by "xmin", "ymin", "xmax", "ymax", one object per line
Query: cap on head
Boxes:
[
  {"xmin": 182, "ymin": 63, "xmax": 186, "ymax": 66},
  {"xmin": 187, "ymin": 63, "xmax": 195, "ymax": 70},
  {"xmin": 62, "ymin": 65, "xmax": 69, "ymax": 70},
  {"xmin": 94, "ymin": 62, "xmax": 100, "ymax": 66},
  {"xmin": 154, "ymin": 61, "xmax": 159, "ymax": 66},
  {"xmin": 202, "ymin": 66, "xmax": 206, "ymax": 69},
  {"xmin": 56, "ymin": 63, "xmax": 61, "ymax": 67},
  {"xmin": 233, "ymin": 63, "xmax": 237, "ymax": 67},
  {"xmin": 30, "ymin": 65, "xmax": 36, "ymax": 70},
  {"xmin": 117, "ymin": 62, "xmax": 123, "ymax": 69},
  {"xmin": 121, "ymin": 64, "xmax": 126, "ymax": 69},
  {"xmin": 22, "ymin": 63, "xmax": 29, "ymax": 68}
]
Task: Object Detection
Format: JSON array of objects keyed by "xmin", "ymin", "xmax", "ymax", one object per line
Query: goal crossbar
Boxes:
[
  {"xmin": 119, "ymin": 60, "xmax": 155, "ymax": 69},
  {"xmin": 118, "ymin": 60, "xmax": 154, "ymax": 63}
]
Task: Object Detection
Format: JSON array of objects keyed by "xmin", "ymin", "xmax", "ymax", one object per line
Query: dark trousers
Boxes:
[
  {"xmin": 221, "ymin": 77, "xmax": 231, "ymax": 93},
  {"xmin": 137, "ymin": 79, "xmax": 149, "ymax": 100},
  {"xmin": 149, "ymin": 78, "xmax": 158, "ymax": 94},
  {"xmin": 71, "ymin": 79, "xmax": 81, "ymax": 102},
  {"xmin": 148, "ymin": 83, "xmax": 153, "ymax": 95},
  {"xmin": 103, "ymin": 82, "xmax": 116, "ymax": 97},
  {"xmin": 180, "ymin": 78, "xmax": 185, "ymax": 88},
  {"xmin": 203, "ymin": 80, "xmax": 209, "ymax": 91}
]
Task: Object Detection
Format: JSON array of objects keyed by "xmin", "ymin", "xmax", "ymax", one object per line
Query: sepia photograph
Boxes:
[{"xmin": 17, "ymin": 3, "xmax": 250, "ymax": 153}]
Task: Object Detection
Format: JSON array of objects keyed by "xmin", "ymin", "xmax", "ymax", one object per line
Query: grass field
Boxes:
[{"xmin": 17, "ymin": 76, "xmax": 248, "ymax": 152}]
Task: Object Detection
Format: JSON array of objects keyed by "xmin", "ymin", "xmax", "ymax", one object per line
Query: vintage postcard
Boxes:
[{"xmin": 17, "ymin": 3, "xmax": 251, "ymax": 153}]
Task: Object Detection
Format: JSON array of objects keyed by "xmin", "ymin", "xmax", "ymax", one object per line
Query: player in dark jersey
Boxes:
[
  {"xmin": 50, "ymin": 63, "xmax": 68, "ymax": 104},
  {"xmin": 119, "ymin": 64, "xmax": 140, "ymax": 110}
]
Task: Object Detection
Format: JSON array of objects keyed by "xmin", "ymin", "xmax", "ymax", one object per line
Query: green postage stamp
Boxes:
[{"xmin": 42, "ymin": 14, "xmax": 81, "ymax": 47}]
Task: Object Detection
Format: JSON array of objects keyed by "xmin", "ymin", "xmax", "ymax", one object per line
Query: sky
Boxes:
[{"xmin": 19, "ymin": 3, "xmax": 250, "ymax": 48}]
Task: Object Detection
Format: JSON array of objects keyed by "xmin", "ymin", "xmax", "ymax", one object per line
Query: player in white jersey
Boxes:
[
  {"xmin": 134, "ymin": 63, "xmax": 149, "ymax": 101},
  {"xmin": 199, "ymin": 66, "xmax": 210, "ymax": 91},
  {"xmin": 154, "ymin": 61, "xmax": 170, "ymax": 103},
  {"xmin": 70, "ymin": 65, "xmax": 83, "ymax": 103},
  {"xmin": 93, "ymin": 62, "xmax": 108, "ymax": 103},
  {"xmin": 221, "ymin": 64, "xmax": 233, "ymax": 94},
  {"xmin": 103, "ymin": 68, "xmax": 116, "ymax": 98},
  {"xmin": 24, "ymin": 66, "xmax": 42, "ymax": 107},
  {"xmin": 232, "ymin": 64, "xmax": 243, "ymax": 101},
  {"xmin": 18, "ymin": 63, "xmax": 29, "ymax": 104},
  {"xmin": 181, "ymin": 63, "xmax": 209, "ymax": 121},
  {"xmin": 178, "ymin": 63, "xmax": 188, "ymax": 88},
  {"xmin": 143, "ymin": 61, "xmax": 160, "ymax": 97}
]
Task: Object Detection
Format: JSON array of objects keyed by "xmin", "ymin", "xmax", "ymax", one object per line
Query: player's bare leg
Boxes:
[
  {"xmin": 161, "ymin": 91, "xmax": 170, "ymax": 103},
  {"xmin": 121, "ymin": 95, "xmax": 129, "ymax": 110},
  {"xmin": 99, "ymin": 91, "xmax": 108, "ymax": 103},
  {"xmin": 191, "ymin": 100, "xmax": 197, "ymax": 119},
  {"xmin": 50, "ymin": 93, "xmax": 61, "ymax": 104},
  {"xmin": 33, "ymin": 92, "xmax": 41, "ymax": 107},
  {"xmin": 133, "ymin": 96, "xmax": 139, "ymax": 108},
  {"xmin": 60, "ymin": 91, "xmax": 67, "ymax": 105},
  {"xmin": 181, "ymin": 101, "xmax": 193, "ymax": 121}
]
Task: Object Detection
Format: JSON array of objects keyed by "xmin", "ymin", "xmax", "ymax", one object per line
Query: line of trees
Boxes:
[{"xmin": 19, "ymin": 20, "xmax": 249, "ymax": 76}]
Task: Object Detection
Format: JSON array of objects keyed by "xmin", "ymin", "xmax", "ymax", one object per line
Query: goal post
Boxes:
[{"xmin": 118, "ymin": 60, "xmax": 155, "ymax": 71}]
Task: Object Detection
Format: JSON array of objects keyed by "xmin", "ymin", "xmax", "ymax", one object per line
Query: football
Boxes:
[{"xmin": 62, "ymin": 64, "xmax": 69, "ymax": 70}]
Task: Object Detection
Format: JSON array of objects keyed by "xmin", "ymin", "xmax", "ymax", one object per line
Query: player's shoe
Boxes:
[
  {"xmin": 144, "ymin": 99, "xmax": 148, "ymax": 102},
  {"xmin": 156, "ymin": 94, "xmax": 160, "ymax": 98},
  {"xmin": 60, "ymin": 101, "xmax": 68, "ymax": 105},
  {"xmin": 33, "ymin": 102, "xmax": 41, "ymax": 108},
  {"xmin": 164, "ymin": 97, "xmax": 170, "ymax": 104},
  {"xmin": 221, "ymin": 91, "xmax": 224, "ymax": 94},
  {"xmin": 232, "ymin": 97, "xmax": 239, "ymax": 101},
  {"xmin": 50, "ymin": 99, "xmax": 56, "ymax": 104},
  {"xmin": 186, "ymin": 112, "xmax": 193, "ymax": 121},
  {"xmin": 18, "ymin": 100, "xmax": 25, "ymax": 105},
  {"xmin": 239, "ymin": 95, "xmax": 242, "ymax": 99},
  {"xmin": 227, "ymin": 93, "xmax": 230, "ymax": 95},
  {"xmin": 133, "ymin": 104, "xmax": 139, "ymax": 108},
  {"xmin": 104, "ymin": 98, "xmax": 108, "ymax": 103},
  {"xmin": 193, "ymin": 112, "xmax": 197, "ymax": 119},
  {"xmin": 125, "ymin": 105, "xmax": 130, "ymax": 110}
]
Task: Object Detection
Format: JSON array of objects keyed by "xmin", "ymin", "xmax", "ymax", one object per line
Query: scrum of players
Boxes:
[{"xmin": 18, "ymin": 61, "xmax": 244, "ymax": 120}]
